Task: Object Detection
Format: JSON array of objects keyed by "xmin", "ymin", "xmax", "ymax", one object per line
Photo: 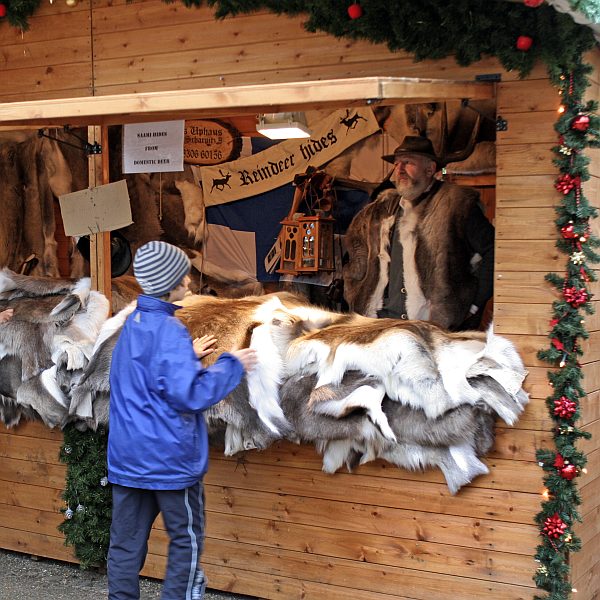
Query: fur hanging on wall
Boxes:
[{"xmin": 0, "ymin": 275, "xmax": 528, "ymax": 494}]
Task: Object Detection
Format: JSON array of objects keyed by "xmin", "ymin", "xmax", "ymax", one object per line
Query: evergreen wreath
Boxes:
[{"xmin": 3, "ymin": 0, "xmax": 597, "ymax": 596}]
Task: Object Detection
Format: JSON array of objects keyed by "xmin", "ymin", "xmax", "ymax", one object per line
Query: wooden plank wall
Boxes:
[
  {"xmin": 1, "ymin": 1, "xmax": 599, "ymax": 597},
  {"xmin": 88, "ymin": 0, "xmax": 552, "ymax": 97},
  {"xmin": 0, "ymin": 422, "xmax": 72, "ymax": 561},
  {"xmin": 0, "ymin": 1, "xmax": 92, "ymax": 101}
]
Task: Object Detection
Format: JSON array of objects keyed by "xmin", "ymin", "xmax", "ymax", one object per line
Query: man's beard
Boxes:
[{"xmin": 393, "ymin": 175, "xmax": 428, "ymax": 200}]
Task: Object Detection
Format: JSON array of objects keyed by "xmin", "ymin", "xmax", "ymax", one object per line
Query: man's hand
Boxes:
[
  {"xmin": 0, "ymin": 309, "xmax": 14, "ymax": 324},
  {"xmin": 192, "ymin": 335, "xmax": 217, "ymax": 359},
  {"xmin": 231, "ymin": 348, "xmax": 258, "ymax": 373}
]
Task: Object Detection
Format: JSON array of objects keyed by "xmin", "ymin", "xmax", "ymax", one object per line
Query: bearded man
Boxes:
[{"xmin": 342, "ymin": 136, "xmax": 494, "ymax": 331}]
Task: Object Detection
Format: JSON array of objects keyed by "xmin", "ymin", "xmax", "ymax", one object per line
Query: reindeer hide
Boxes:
[
  {"xmin": 0, "ymin": 271, "xmax": 109, "ymax": 428},
  {"xmin": 4, "ymin": 280, "xmax": 529, "ymax": 494}
]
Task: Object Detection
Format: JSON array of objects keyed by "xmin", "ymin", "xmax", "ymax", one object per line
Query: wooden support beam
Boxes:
[
  {"xmin": 87, "ymin": 125, "xmax": 112, "ymax": 307},
  {"xmin": 0, "ymin": 77, "xmax": 494, "ymax": 127}
]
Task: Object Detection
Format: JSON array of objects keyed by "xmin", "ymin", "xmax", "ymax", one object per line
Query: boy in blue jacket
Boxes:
[{"xmin": 107, "ymin": 240, "xmax": 256, "ymax": 600}]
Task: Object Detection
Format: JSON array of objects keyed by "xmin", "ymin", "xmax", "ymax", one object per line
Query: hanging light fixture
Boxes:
[{"xmin": 256, "ymin": 112, "xmax": 312, "ymax": 139}]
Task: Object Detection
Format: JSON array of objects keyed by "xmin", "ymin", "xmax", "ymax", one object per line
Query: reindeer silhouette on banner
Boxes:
[{"xmin": 210, "ymin": 169, "xmax": 232, "ymax": 193}]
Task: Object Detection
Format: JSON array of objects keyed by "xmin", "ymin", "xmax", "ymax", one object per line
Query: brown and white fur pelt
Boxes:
[
  {"xmin": 285, "ymin": 318, "xmax": 528, "ymax": 425},
  {"xmin": 342, "ymin": 189, "xmax": 398, "ymax": 317},
  {"xmin": 176, "ymin": 293, "xmax": 327, "ymax": 444}
]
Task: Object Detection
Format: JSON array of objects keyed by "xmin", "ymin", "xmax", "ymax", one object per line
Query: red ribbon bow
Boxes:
[
  {"xmin": 553, "ymin": 397, "xmax": 577, "ymax": 418},
  {"xmin": 564, "ymin": 286, "xmax": 588, "ymax": 307},
  {"xmin": 542, "ymin": 513, "xmax": 568, "ymax": 539},
  {"xmin": 555, "ymin": 174, "xmax": 580, "ymax": 195}
]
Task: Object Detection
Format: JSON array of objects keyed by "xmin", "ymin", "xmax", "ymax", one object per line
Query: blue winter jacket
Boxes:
[{"xmin": 107, "ymin": 295, "xmax": 244, "ymax": 490}]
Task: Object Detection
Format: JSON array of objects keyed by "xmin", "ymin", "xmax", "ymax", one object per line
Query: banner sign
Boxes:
[
  {"xmin": 200, "ymin": 108, "xmax": 379, "ymax": 206},
  {"xmin": 123, "ymin": 120, "xmax": 184, "ymax": 173}
]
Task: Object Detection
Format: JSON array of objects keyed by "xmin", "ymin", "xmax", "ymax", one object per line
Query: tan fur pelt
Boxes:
[
  {"xmin": 445, "ymin": 141, "xmax": 496, "ymax": 176},
  {"xmin": 0, "ymin": 133, "xmax": 81, "ymax": 277},
  {"xmin": 111, "ymin": 276, "xmax": 142, "ymax": 314}
]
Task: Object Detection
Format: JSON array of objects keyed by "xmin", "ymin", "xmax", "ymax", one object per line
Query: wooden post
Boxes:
[{"xmin": 88, "ymin": 125, "xmax": 112, "ymax": 306}]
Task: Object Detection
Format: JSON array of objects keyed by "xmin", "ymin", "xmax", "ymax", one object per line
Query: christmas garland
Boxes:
[
  {"xmin": 0, "ymin": 0, "xmax": 595, "ymax": 595},
  {"xmin": 58, "ymin": 424, "xmax": 111, "ymax": 568},
  {"xmin": 533, "ymin": 57, "xmax": 600, "ymax": 599}
]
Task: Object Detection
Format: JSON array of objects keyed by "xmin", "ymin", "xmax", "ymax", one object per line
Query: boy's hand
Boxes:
[
  {"xmin": 0, "ymin": 309, "xmax": 14, "ymax": 324},
  {"xmin": 231, "ymin": 348, "xmax": 258, "ymax": 373},
  {"xmin": 193, "ymin": 335, "xmax": 217, "ymax": 359}
]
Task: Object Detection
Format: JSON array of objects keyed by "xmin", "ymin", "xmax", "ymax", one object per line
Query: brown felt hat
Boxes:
[{"xmin": 382, "ymin": 136, "xmax": 439, "ymax": 166}]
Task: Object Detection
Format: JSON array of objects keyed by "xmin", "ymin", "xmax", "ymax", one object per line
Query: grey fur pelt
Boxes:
[
  {"xmin": 68, "ymin": 330, "xmax": 120, "ymax": 429},
  {"xmin": 0, "ymin": 268, "xmax": 82, "ymax": 300},
  {"xmin": 280, "ymin": 371, "xmax": 496, "ymax": 493},
  {"xmin": 0, "ymin": 294, "xmax": 83, "ymax": 380},
  {"xmin": 0, "ymin": 271, "xmax": 109, "ymax": 428}
]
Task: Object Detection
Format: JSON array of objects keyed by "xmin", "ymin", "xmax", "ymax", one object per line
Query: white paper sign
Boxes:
[
  {"xmin": 59, "ymin": 180, "xmax": 133, "ymax": 237},
  {"xmin": 123, "ymin": 120, "xmax": 185, "ymax": 173}
]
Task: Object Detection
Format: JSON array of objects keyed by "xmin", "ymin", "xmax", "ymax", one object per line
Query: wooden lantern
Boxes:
[
  {"xmin": 296, "ymin": 215, "xmax": 335, "ymax": 273},
  {"xmin": 274, "ymin": 168, "xmax": 336, "ymax": 276}
]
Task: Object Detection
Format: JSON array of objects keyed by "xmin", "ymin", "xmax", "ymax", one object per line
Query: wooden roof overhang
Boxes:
[{"xmin": 0, "ymin": 76, "xmax": 494, "ymax": 127}]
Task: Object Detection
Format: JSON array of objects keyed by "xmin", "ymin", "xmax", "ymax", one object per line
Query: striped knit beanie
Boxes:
[{"xmin": 133, "ymin": 241, "xmax": 191, "ymax": 297}]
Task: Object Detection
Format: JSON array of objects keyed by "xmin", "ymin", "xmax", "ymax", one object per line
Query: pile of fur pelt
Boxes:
[
  {"xmin": 0, "ymin": 269, "xmax": 109, "ymax": 429},
  {"xmin": 0, "ymin": 272, "xmax": 529, "ymax": 494},
  {"xmin": 66, "ymin": 291, "xmax": 528, "ymax": 494}
]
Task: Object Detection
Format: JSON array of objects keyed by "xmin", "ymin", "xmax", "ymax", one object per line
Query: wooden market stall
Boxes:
[{"xmin": 0, "ymin": 2, "xmax": 599, "ymax": 598}]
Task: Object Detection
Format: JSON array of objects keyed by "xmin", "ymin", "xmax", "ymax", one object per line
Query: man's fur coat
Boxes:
[{"xmin": 343, "ymin": 181, "xmax": 491, "ymax": 330}]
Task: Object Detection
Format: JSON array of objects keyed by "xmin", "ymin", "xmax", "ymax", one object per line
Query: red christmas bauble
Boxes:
[
  {"xmin": 347, "ymin": 3, "xmax": 363, "ymax": 19},
  {"xmin": 560, "ymin": 464, "xmax": 578, "ymax": 480},
  {"xmin": 516, "ymin": 36, "xmax": 533, "ymax": 51},
  {"xmin": 524, "ymin": 0, "xmax": 544, "ymax": 6},
  {"xmin": 555, "ymin": 173, "xmax": 580, "ymax": 195},
  {"xmin": 0, "ymin": 3, "xmax": 7, "ymax": 18},
  {"xmin": 571, "ymin": 114, "xmax": 590, "ymax": 132},
  {"xmin": 561, "ymin": 223, "xmax": 578, "ymax": 239}
]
